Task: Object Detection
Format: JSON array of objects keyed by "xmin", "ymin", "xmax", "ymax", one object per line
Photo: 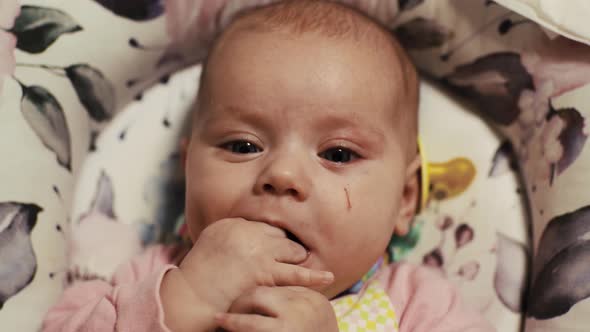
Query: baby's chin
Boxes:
[
  {"xmin": 299, "ymin": 254, "xmax": 363, "ymax": 299},
  {"xmin": 314, "ymin": 280, "xmax": 359, "ymax": 300},
  {"xmin": 299, "ymin": 268, "xmax": 360, "ymax": 299}
]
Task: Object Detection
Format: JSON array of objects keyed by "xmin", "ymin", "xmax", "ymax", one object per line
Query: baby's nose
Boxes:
[
  {"xmin": 262, "ymin": 182, "xmax": 300, "ymax": 197},
  {"xmin": 254, "ymin": 157, "xmax": 310, "ymax": 201}
]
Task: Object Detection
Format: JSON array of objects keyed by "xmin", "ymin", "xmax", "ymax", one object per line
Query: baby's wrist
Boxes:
[
  {"xmin": 160, "ymin": 268, "xmax": 219, "ymax": 331},
  {"xmin": 177, "ymin": 251, "xmax": 237, "ymax": 312}
]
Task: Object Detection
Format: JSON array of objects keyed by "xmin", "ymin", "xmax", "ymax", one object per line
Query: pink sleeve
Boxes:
[
  {"xmin": 42, "ymin": 245, "xmax": 178, "ymax": 332},
  {"xmin": 378, "ymin": 263, "xmax": 496, "ymax": 332}
]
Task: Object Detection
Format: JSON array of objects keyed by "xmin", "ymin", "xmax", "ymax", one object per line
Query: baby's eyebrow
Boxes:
[
  {"xmin": 313, "ymin": 113, "xmax": 386, "ymax": 153},
  {"xmin": 206, "ymin": 105, "xmax": 385, "ymax": 150},
  {"xmin": 202, "ymin": 105, "xmax": 271, "ymax": 129},
  {"xmin": 314, "ymin": 114, "xmax": 385, "ymax": 140},
  {"xmin": 213, "ymin": 105, "xmax": 265, "ymax": 122}
]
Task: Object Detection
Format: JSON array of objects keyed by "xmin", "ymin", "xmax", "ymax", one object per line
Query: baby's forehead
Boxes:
[
  {"xmin": 205, "ymin": 25, "xmax": 411, "ymax": 107},
  {"xmin": 198, "ymin": 1, "xmax": 418, "ymax": 150}
]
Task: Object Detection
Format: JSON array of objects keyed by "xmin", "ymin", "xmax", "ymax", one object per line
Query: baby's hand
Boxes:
[
  {"xmin": 161, "ymin": 218, "xmax": 333, "ymax": 331},
  {"xmin": 216, "ymin": 286, "xmax": 339, "ymax": 332}
]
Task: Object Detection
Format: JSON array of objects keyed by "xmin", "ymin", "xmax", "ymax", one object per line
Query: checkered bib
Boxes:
[{"xmin": 331, "ymin": 279, "xmax": 399, "ymax": 332}]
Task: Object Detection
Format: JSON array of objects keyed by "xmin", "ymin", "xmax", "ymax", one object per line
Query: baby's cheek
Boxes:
[
  {"xmin": 327, "ymin": 207, "xmax": 389, "ymax": 262},
  {"xmin": 331, "ymin": 189, "xmax": 397, "ymax": 266},
  {"xmin": 185, "ymin": 175, "xmax": 226, "ymax": 233}
]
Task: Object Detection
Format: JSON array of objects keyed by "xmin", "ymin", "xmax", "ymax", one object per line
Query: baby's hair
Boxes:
[{"xmin": 193, "ymin": 0, "xmax": 419, "ymax": 160}]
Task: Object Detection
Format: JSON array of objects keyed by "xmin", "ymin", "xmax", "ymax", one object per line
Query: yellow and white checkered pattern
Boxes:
[{"xmin": 331, "ymin": 280, "xmax": 399, "ymax": 332}]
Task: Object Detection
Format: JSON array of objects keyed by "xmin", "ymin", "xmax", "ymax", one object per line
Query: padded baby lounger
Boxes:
[{"xmin": 2, "ymin": 1, "xmax": 590, "ymax": 331}]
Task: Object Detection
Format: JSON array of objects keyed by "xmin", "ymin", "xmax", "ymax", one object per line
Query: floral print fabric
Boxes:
[{"xmin": 2, "ymin": 1, "xmax": 590, "ymax": 331}]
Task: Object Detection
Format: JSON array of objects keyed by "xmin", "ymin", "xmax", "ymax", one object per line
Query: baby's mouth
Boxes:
[{"xmin": 286, "ymin": 230, "xmax": 308, "ymax": 251}]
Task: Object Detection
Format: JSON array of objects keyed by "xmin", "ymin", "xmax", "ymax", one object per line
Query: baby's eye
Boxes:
[
  {"xmin": 319, "ymin": 147, "xmax": 359, "ymax": 163},
  {"xmin": 221, "ymin": 140, "xmax": 262, "ymax": 154}
]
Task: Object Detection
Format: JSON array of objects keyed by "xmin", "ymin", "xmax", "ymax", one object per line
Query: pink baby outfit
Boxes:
[{"xmin": 42, "ymin": 245, "xmax": 495, "ymax": 332}]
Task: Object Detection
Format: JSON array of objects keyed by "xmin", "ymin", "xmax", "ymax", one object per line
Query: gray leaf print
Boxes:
[
  {"xmin": 20, "ymin": 85, "xmax": 72, "ymax": 171},
  {"xmin": 394, "ymin": 18, "xmax": 453, "ymax": 50},
  {"xmin": 488, "ymin": 141, "xmax": 516, "ymax": 178},
  {"xmin": 527, "ymin": 205, "xmax": 590, "ymax": 319},
  {"xmin": 552, "ymin": 107, "xmax": 588, "ymax": 176},
  {"xmin": 436, "ymin": 215, "xmax": 453, "ymax": 231},
  {"xmin": 0, "ymin": 202, "xmax": 43, "ymax": 309},
  {"xmin": 494, "ymin": 233, "xmax": 529, "ymax": 313},
  {"xmin": 533, "ymin": 206, "xmax": 590, "ymax": 279},
  {"xmin": 11, "ymin": 6, "xmax": 82, "ymax": 54},
  {"xmin": 87, "ymin": 171, "xmax": 116, "ymax": 220},
  {"xmin": 455, "ymin": 224, "xmax": 474, "ymax": 249},
  {"xmin": 457, "ymin": 261, "xmax": 479, "ymax": 281},
  {"xmin": 93, "ymin": 0, "xmax": 164, "ymax": 21},
  {"xmin": 398, "ymin": 0, "xmax": 424, "ymax": 11},
  {"xmin": 65, "ymin": 64, "xmax": 115, "ymax": 122},
  {"xmin": 443, "ymin": 52, "xmax": 534, "ymax": 126},
  {"xmin": 528, "ymin": 239, "xmax": 590, "ymax": 319},
  {"xmin": 423, "ymin": 248, "xmax": 444, "ymax": 267}
]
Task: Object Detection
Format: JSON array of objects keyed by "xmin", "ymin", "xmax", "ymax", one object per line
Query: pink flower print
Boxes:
[
  {"xmin": 0, "ymin": 0, "xmax": 20, "ymax": 28},
  {"xmin": 162, "ymin": 0, "xmax": 400, "ymax": 61},
  {"xmin": 164, "ymin": 0, "xmax": 226, "ymax": 44},
  {"xmin": 522, "ymin": 36, "xmax": 590, "ymax": 98},
  {"xmin": 163, "ymin": 0, "xmax": 248, "ymax": 63},
  {"xmin": 514, "ymin": 81, "xmax": 554, "ymax": 163},
  {"xmin": 517, "ymin": 81, "xmax": 553, "ymax": 128},
  {"xmin": 163, "ymin": 0, "xmax": 273, "ymax": 59},
  {"xmin": 0, "ymin": 32, "xmax": 16, "ymax": 93},
  {"xmin": 536, "ymin": 116, "xmax": 565, "ymax": 182},
  {"xmin": 217, "ymin": 0, "xmax": 278, "ymax": 31},
  {"xmin": 338, "ymin": 0, "xmax": 399, "ymax": 26},
  {"xmin": 543, "ymin": 117, "xmax": 565, "ymax": 162},
  {"xmin": 0, "ymin": 0, "xmax": 19, "ymax": 94}
]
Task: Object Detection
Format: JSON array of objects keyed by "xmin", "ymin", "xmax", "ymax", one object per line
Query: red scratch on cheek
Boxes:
[{"xmin": 344, "ymin": 187, "xmax": 352, "ymax": 210}]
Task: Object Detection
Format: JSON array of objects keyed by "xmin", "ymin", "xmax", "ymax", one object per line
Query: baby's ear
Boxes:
[{"xmin": 394, "ymin": 155, "xmax": 421, "ymax": 236}]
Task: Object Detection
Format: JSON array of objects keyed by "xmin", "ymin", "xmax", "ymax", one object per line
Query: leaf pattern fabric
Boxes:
[
  {"xmin": 12, "ymin": 6, "xmax": 82, "ymax": 54},
  {"xmin": 0, "ymin": 0, "xmax": 19, "ymax": 94},
  {"xmin": 394, "ymin": 18, "xmax": 453, "ymax": 50},
  {"xmin": 2, "ymin": 1, "xmax": 590, "ymax": 331},
  {"xmin": 92, "ymin": 0, "xmax": 164, "ymax": 21},
  {"xmin": 494, "ymin": 233, "xmax": 529, "ymax": 313},
  {"xmin": 0, "ymin": 202, "xmax": 42, "ymax": 309},
  {"xmin": 20, "ymin": 85, "xmax": 71, "ymax": 170},
  {"xmin": 65, "ymin": 64, "xmax": 116, "ymax": 123},
  {"xmin": 398, "ymin": 0, "xmax": 423, "ymax": 11},
  {"xmin": 443, "ymin": 52, "xmax": 534, "ymax": 126}
]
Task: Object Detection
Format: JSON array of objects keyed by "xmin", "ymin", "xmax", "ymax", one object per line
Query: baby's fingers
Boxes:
[
  {"xmin": 273, "ymin": 263, "xmax": 334, "ymax": 287},
  {"xmin": 273, "ymin": 238, "xmax": 308, "ymax": 264},
  {"xmin": 215, "ymin": 313, "xmax": 275, "ymax": 332},
  {"xmin": 229, "ymin": 286, "xmax": 280, "ymax": 316}
]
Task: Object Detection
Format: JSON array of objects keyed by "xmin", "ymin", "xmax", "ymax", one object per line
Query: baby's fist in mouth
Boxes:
[{"xmin": 175, "ymin": 218, "xmax": 333, "ymax": 311}]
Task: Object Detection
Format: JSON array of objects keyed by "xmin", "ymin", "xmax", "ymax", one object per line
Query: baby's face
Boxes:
[{"xmin": 184, "ymin": 29, "xmax": 419, "ymax": 298}]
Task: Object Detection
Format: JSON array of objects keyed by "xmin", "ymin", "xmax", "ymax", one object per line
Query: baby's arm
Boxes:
[
  {"xmin": 159, "ymin": 218, "xmax": 334, "ymax": 331},
  {"xmin": 42, "ymin": 245, "xmax": 194, "ymax": 332},
  {"xmin": 379, "ymin": 263, "xmax": 496, "ymax": 332},
  {"xmin": 43, "ymin": 219, "xmax": 331, "ymax": 332}
]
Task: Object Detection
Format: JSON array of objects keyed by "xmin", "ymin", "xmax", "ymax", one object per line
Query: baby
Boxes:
[{"xmin": 43, "ymin": 1, "xmax": 494, "ymax": 331}]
